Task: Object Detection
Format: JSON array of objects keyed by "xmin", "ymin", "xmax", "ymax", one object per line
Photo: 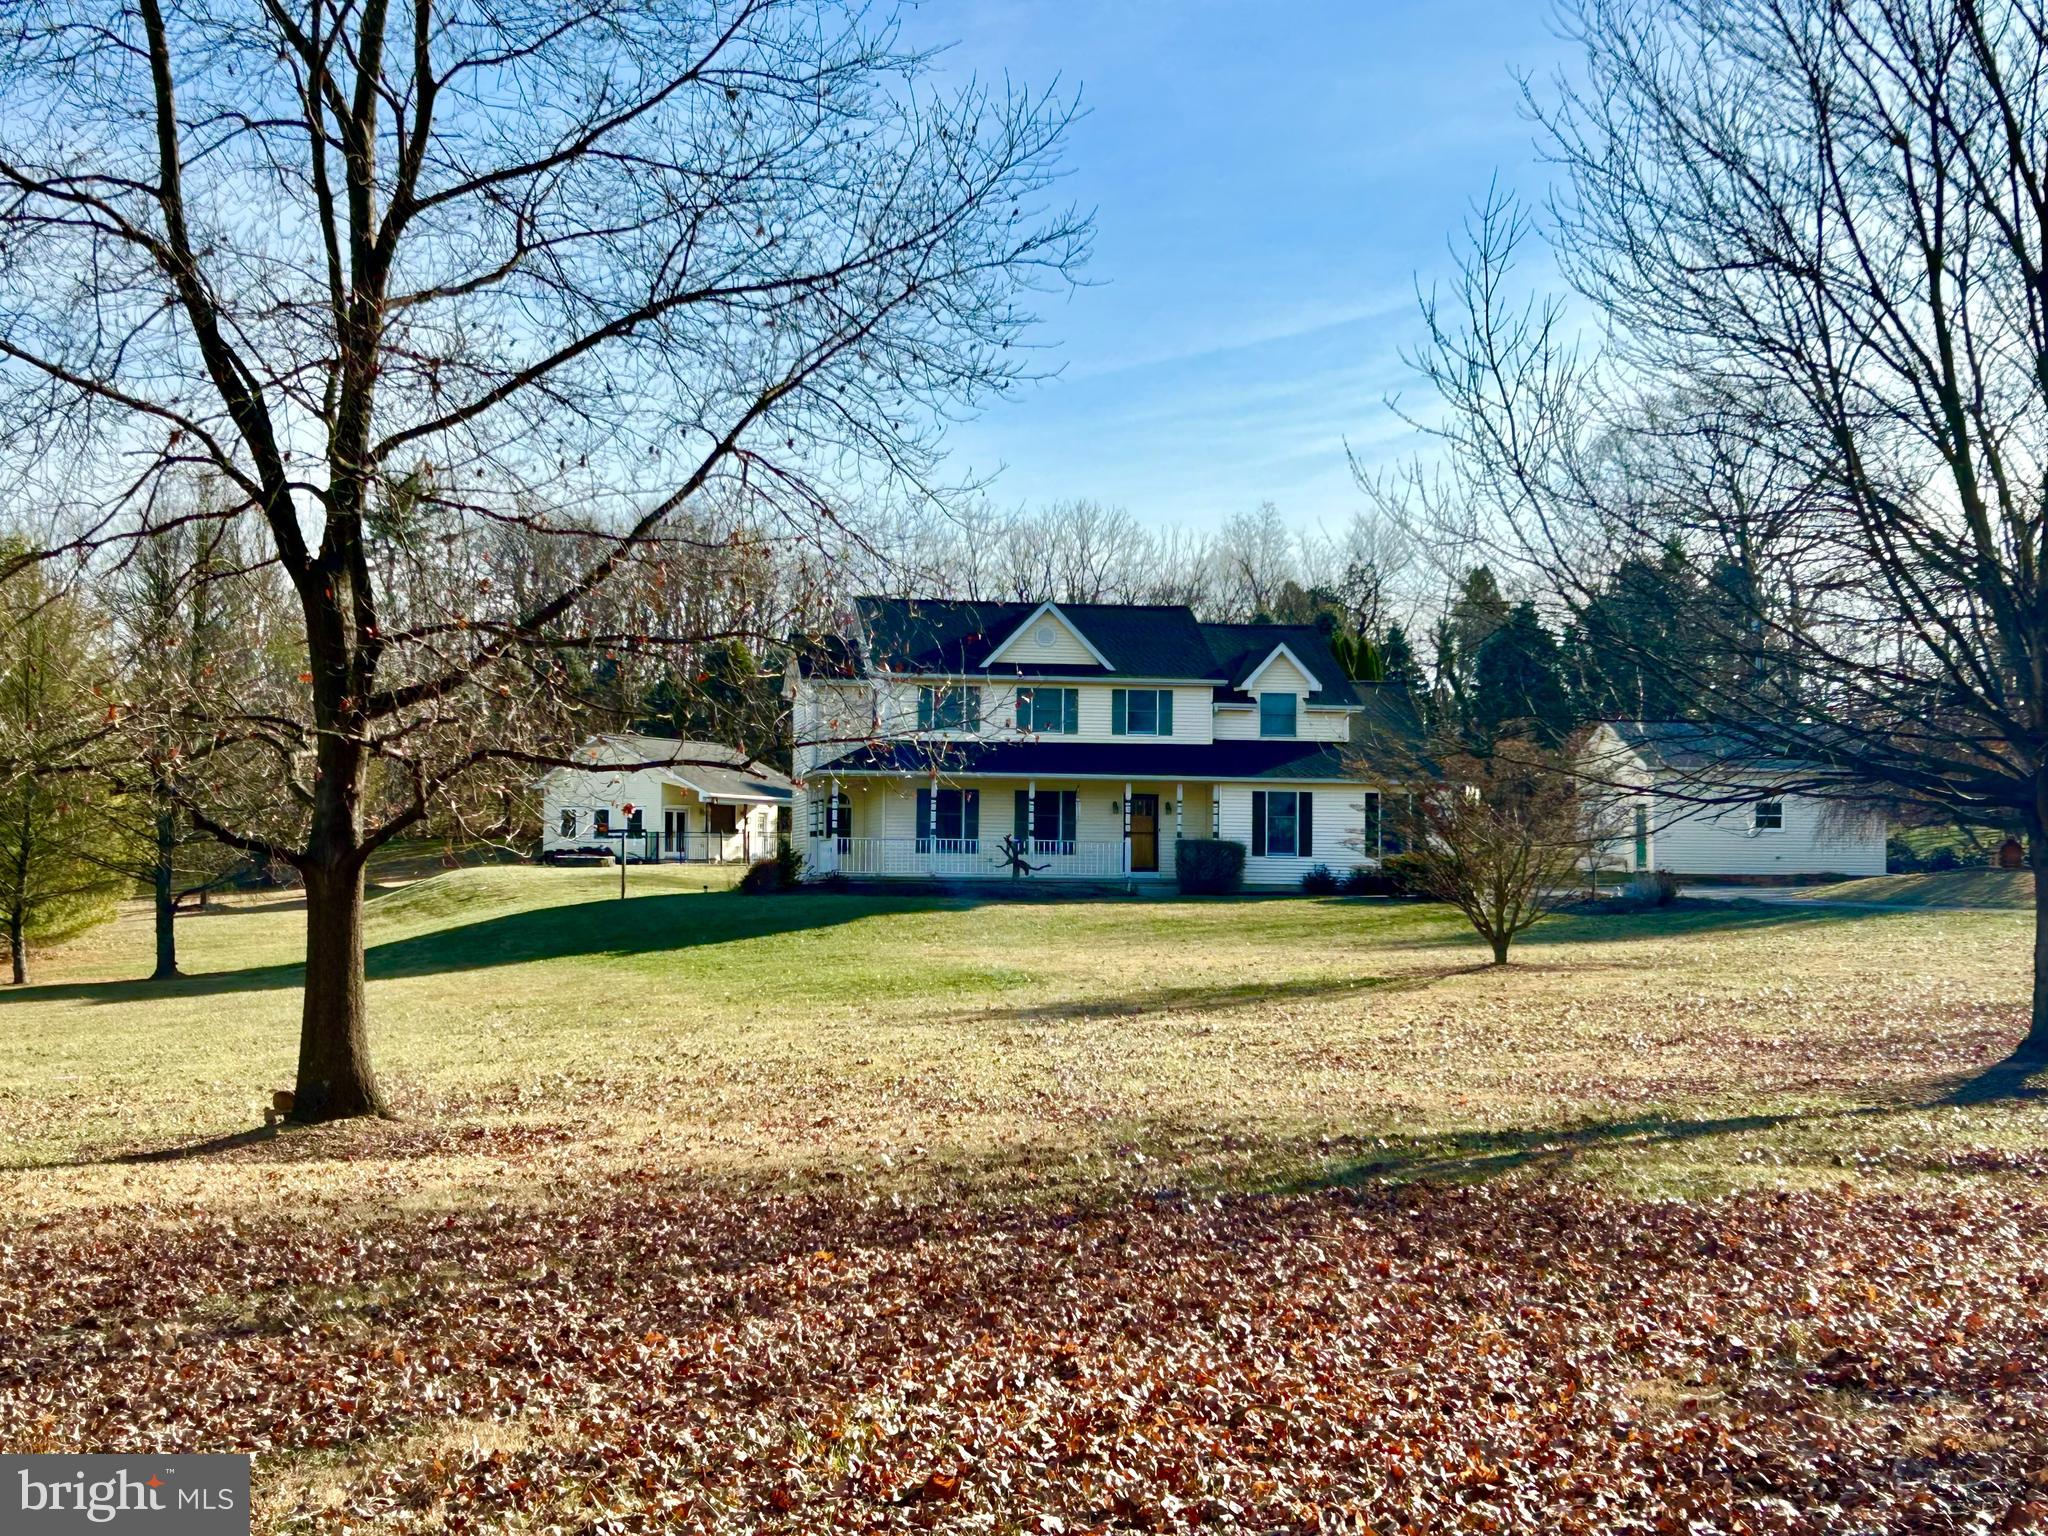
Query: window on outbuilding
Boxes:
[
  {"xmin": 593, "ymin": 808, "xmax": 611, "ymax": 835},
  {"xmin": 1753, "ymin": 799, "xmax": 1784, "ymax": 831},
  {"xmin": 560, "ymin": 808, "xmax": 578, "ymax": 838}
]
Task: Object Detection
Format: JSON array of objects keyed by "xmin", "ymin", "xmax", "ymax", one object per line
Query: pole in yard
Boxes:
[{"xmin": 619, "ymin": 802, "xmax": 636, "ymax": 899}]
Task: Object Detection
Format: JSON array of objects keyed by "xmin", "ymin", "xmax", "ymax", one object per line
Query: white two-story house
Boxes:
[{"xmin": 790, "ymin": 597, "xmax": 1422, "ymax": 887}]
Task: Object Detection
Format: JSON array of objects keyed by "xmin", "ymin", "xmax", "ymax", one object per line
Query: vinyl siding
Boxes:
[
  {"xmin": 1647, "ymin": 785, "xmax": 1886, "ymax": 877},
  {"xmin": 985, "ymin": 612, "xmax": 1100, "ymax": 666},
  {"xmin": 1214, "ymin": 704, "xmax": 1351, "ymax": 742},
  {"xmin": 1216, "ymin": 782, "xmax": 1378, "ymax": 886}
]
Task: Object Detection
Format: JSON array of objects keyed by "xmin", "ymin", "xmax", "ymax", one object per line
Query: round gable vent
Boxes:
[{"xmin": 1035, "ymin": 624, "xmax": 1056, "ymax": 648}]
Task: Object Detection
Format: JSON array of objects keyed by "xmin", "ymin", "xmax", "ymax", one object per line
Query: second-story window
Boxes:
[
  {"xmin": 917, "ymin": 684, "xmax": 981, "ymax": 732},
  {"xmin": 1016, "ymin": 686, "xmax": 1079, "ymax": 734},
  {"xmin": 1258, "ymin": 692, "xmax": 1298, "ymax": 738},
  {"xmin": 1111, "ymin": 687, "xmax": 1175, "ymax": 737}
]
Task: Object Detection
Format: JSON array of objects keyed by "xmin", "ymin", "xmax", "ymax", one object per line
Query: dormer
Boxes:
[
  {"xmin": 1239, "ymin": 642, "xmax": 1320, "ymax": 738},
  {"xmin": 981, "ymin": 601, "xmax": 1115, "ymax": 670}
]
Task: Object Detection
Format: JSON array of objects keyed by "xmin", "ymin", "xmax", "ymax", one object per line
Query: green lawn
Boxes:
[
  {"xmin": 3, "ymin": 872, "xmax": 2045, "ymax": 1530},
  {"xmin": 4, "ymin": 868, "xmax": 2039, "ymax": 1200},
  {"xmin": 1801, "ymin": 868, "xmax": 2035, "ymax": 908}
]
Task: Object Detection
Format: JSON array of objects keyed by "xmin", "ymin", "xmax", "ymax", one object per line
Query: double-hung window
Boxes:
[
  {"xmin": 593, "ymin": 808, "xmax": 611, "ymax": 836},
  {"xmin": 917, "ymin": 787, "xmax": 980, "ymax": 850},
  {"xmin": 1111, "ymin": 687, "xmax": 1174, "ymax": 737},
  {"xmin": 1752, "ymin": 799, "xmax": 1783, "ymax": 831},
  {"xmin": 1251, "ymin": 790, "xmax": 1315, "ymax": 859},
  {"xmin": 1014, "ymin": 788, "xmax": 1079, "ymax": 853},
  {"xmin": 1258, "ymin": 692, "xmax": 1298, "ymax": 738},
  {"xmin": 560, "ymin": 808, "xmax": 578, "ymax": 839},
  {"xmin": 918, "ymin": 684, "xmax": 981, "ymax": 733},
  {"xmin": 1016, "ymin": 686, "xmax": 1079, "ymax": 734},
  {"xmin": 1362, "ymin": 791, "xmax": 1382, "ymax": 858}
]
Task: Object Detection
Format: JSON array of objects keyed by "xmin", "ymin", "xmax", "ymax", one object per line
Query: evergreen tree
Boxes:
[
  {"xmin": 1471, "ymin": 603, "xmax": 1574, "ymax": 746},
  {"xmin": 1567, "ymin": 540, "xmax": 1699, "ymax": 720},
  {"xmin": 1380, "ymin": 624, "xmax": 1424, "ymax": 693}
]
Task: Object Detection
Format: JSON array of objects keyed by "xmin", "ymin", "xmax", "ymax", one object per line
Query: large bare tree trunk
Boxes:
[
  {"xmin": 2025, "ymin": 821, "xmax": 2048, "ymax": 1064},
  {"xmin": 150, "ymin": 796, "xmax": 180, "ymax": 981},
  {"xmin": 292, "ymin": 739, "xmax": 386, "ymax": 1120},
  {"xmin": 295, "ymin": 856, "xmax": 385, "ymax": 1120}
]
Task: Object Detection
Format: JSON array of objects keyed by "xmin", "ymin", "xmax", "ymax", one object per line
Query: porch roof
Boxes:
[{"xmin": 808, "ymin": 739, "xmax": 1367, "ymax": 783}]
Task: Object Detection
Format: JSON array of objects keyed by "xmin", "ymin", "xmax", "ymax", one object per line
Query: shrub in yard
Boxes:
[
  {"xmin": 1927, "ymin": 846, "xmax": 1962, "ymax": 872},
  {"xmin": 1175, "ymin": 838, "xmax": 1246, "ymax": 895},
  {"xmin": 1885, "ymin": 835, "xmax": 1922, "ymax": 873},
  {"xmin": 1340, "ymin": 866, "xmax": 1394, "ymax": 896},
  {"xmin": 1626, "ymin": 870, "xmax": 1681, "ymax": 907},
  {"xmin": 1300, "ymin": 864, "xmax": 1341, "ymax": 895},
  {"xmin": 774, "ymin": 840, "xmax": 805, "ymax": 888},
  {"xmin": 1378, "ymin": 852, "xmax": 1431, "ymax": 896},
  {"xmin": 738, "ymin": 858, "xmax": 784, "ymax": 894}
]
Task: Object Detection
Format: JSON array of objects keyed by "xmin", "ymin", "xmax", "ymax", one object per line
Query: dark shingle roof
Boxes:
[
  {"xmin": 809, "ymin": 739, "xmax": 1400, "ymax": 783},
  {"xmin": 1199, "ymin": 622, "xmax": 1366, "ymax": 704},
  {"xmin": 844, "ymin": 598, "xmax": 1372, "ymax": 706},
  {"xmin": 852, "ymin": 597, "xmax": 1224, "ymax": 679},
  {"xmin": 1609, "ymin": 721, "xmax": 1829, "ymax": 774}
]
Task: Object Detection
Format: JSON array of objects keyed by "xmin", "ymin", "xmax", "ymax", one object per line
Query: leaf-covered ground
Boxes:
[{"xmin": 3, "ymin": 867, "xmax": 2046, "ymax": 1530}]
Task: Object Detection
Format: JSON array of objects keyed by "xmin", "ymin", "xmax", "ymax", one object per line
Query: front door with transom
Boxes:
[
  {"xmin": 663, "ymin": 807, "xmax": 687, "ymax": 859},
  {"xmin": 1128, "ymin": 793, "xmax": 1160, "ymax": 872}
]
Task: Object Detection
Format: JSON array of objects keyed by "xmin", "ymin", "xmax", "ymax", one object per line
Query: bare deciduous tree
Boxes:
[
  {"xmin": 0, "ymin": 0, "xmax": 1086, "ymax": 1118},
  {"xmin": 1389, "ymin": 0, "xmax": 2048, "ymax": 1060}
]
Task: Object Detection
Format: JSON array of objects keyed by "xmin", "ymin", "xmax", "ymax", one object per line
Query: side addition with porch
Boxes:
[{"xmin": 538, "ymin": 734, "xmax": 791, "ymax": 864}]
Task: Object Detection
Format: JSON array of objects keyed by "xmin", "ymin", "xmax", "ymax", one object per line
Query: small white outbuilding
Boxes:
[
  {"xmin": 1585, "ymin": 721, "xmax": 1887, "ymax": 880},
  {"xmin": 537, "ymin": 732, "xmax": 791, "ymax": 864}
]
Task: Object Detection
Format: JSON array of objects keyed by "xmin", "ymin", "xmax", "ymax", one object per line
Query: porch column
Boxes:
[
  {"xmin": 1122, "ymin": 780, "xmax": 1133, "ymax": 875},
  {"xmin": 1174, "ymin": 783, "xmax": 1184, "ymax": 845},
  {"xmin": 1026, "ymin": 779, "xmax": 1037, "ymax": 843},
  {"xmin": 828, "ymin": 776, "xmax": 841, "ymax": 874}
]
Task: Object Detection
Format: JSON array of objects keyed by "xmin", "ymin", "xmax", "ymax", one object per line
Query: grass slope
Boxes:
[
  {"xmin": 3, "ymin": 872, "xmax": 2046, "ymax": 1530},
  {"xmin": 1801, "ymin": 869, "xmax": 2035, "ymax": 908}
]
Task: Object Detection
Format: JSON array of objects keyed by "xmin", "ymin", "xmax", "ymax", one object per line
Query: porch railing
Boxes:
[
  {"xmin": 559, "ymin": 829, "xmax": 759, "ymax": 863},
  {"xmin": 809, "ymin": 835, "xmax": 1130, "ymax": 880}
]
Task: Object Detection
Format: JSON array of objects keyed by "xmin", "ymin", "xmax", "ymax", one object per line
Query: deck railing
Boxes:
[{"xmin": 810, "ymin": 835, "xmax": 1131, "ymax": 880}]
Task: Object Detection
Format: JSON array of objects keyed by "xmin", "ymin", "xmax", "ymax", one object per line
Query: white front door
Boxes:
[{"xmin": 663, "ymin": 807, "xmax": 688, "ymax": 859}]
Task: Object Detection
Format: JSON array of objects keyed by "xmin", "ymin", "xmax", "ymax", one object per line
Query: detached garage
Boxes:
[{"xmin": 1586, "ymin": 721, "xmax": 1887, "ymax": 880}]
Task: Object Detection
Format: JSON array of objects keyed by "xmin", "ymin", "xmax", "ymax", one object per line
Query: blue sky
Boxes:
[{"xmin": 900, "ymin": 1, "xmax": 1572, "ymax": 535}]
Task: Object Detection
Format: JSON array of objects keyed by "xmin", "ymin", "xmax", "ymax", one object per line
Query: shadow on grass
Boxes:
[
  {"xmin": 0, "ymin": 890, "xmax": 953, "ymax": 1007},
  {"xmin": 959, "ymin": 963, "xmax": 1488, "ymax": 1025},
  {"xmin": 1284, "ymin": 1053, "xmax": 2048, "ymax": 1191}
]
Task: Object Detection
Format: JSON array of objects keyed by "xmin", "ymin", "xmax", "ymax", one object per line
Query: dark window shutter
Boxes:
[
  {"xmin": 1111, "ymin": 689, "xmax": 1127, "ymax": 735},
  {"xmin": 1159, "ymin": 690, "xmax": 1174, "ymax": 737},
  {"xmin": 1064, "ymin": 689, "xmax": 1079, "ymax": 733},
  {"xmin": 1014, "ymin": 790, "xmax": 1029, "ymax": 840},
  {"xmin": 916, "ymin": 788, "xmax": 931, "ymax": 841},
  {"xmin": 1299, "ymin": 793, "xmax": 1314, "ymax": 857},
  {"xmin": 1016, "ymin": 688, "xmax": 1031, "ymax": 730},
  {"xmin": 1061, "ymin": 790, "xmax": 1078, "ymax": 841},
  {"xmin": 918, "ymin": 688, "xmax": 933, "ymax": 731},
  {"xmin": 1251, "ymin": 791, "xmax": 1268, "ymax": 856},
  {"xmin": 964, "ymin": 788, "xmax": 980, "ymax": 841}
]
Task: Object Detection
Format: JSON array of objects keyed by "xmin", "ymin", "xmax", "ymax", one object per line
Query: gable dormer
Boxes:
[
  {"xmin": 981, "ymin": 601, "xmax": 1116, "ymax": 670},
  {"xmin": 1237, "ymin": 642, "xmax": 1323, "ymax": 696}
]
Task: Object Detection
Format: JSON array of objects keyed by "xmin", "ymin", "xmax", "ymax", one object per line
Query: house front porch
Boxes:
[{"xmin": 802, "ymin": 776, "xmax": 1228, "ymax": 883}]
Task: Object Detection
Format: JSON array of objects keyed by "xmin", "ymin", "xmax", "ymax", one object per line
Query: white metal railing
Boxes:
[{"xmin": 809, "ymin": 835, "xmax": 1129, "ymax": 880}]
